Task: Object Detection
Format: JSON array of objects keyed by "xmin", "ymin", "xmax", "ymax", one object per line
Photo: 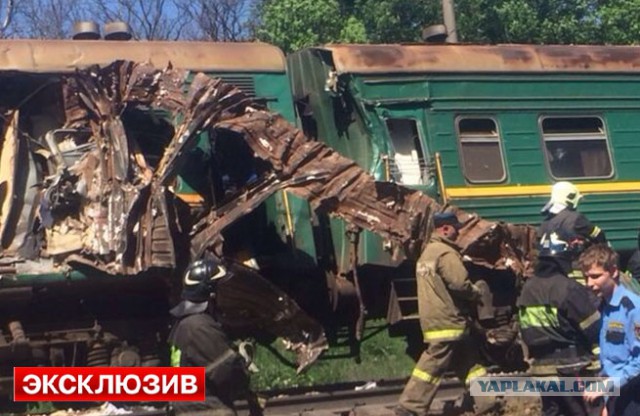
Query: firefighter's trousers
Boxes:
[{"xmin": 398, "ymin": 336, "xmax": 487, "ymax": 416}]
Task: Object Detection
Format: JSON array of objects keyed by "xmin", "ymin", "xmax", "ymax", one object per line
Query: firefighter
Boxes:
[
  {"xmin": 168, "ymin": 258, "xmax": 259, "ymax": 416},
  {"xmin": 395, "ymin": 212, "xmax": 490, "ymax": 416},
  {"xmin": 517, "ymin": 230, "xmax": 601, "ymax": 416},
  {"xmin": 580, "ymin": 244, "xmax": 640, "ymax": 416},
  {"xmin": 540, "ymin": 181, "xmax": 606, "ymax": 250},
  {"xmin": 539, "ymin": 181, "xmax": 607, "ymax": 285}
]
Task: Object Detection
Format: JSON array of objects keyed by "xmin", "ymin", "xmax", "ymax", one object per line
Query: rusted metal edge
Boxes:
[
  {"xmin": 0, "ymin": 39, "xmax": 286, "ymax": 73},
  {"xmin": 320, "ymin": 43, "xmax": 640, "ymax": 74}
]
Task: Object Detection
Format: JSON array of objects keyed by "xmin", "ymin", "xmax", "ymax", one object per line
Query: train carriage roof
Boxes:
[
  {"xmin": 319, "ymin": 44, "xmax": 640, "ymax": 74},
  {"xmin": 0, "ymin": 40, "xmax": 286, "ymax": 73}
]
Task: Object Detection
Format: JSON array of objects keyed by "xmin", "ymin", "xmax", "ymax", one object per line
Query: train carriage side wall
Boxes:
[
  {"xmin": 288, "ymin": 49, "xmax": 410, "ymax": 277},
  {"xmin": 288, "ymin": 46, "xmax": 640, "ymax": 266}
]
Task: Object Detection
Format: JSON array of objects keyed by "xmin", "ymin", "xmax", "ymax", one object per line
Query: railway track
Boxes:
[
  {"xmin": 1, "ymin": 376, "xmax": 502, "ymax": 415},
  {"xmin": 235, "ymin": 378, "xmax": 468, "ymax": 416}
]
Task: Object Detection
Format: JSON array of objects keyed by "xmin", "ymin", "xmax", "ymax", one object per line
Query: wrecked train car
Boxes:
[
  {"xmin": 287, "ymin": 44, "xmax": 640, "ymax": 357},
  {"xmin": 288, "ymin": 44, "xmax": 640, "ymax": 256},
  {"xmin": 0, "ymin": 40, "xmax": 335, "ymax": 383},
  {"xmin": 0, "ymin": 38, "xmax": 536, "ymax": 387}
]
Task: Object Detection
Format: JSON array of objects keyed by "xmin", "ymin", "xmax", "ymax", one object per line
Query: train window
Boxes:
[
  {"xmin": 384, "ymin": 118, "xmax": 428, "ymax": 185},
  {"xmin": 456, "ymin": 117, "xmax": 506, "ymax": 183},
  {"xmin": 541, "ymin": 117, "xmax": 613, "ymax": 179}
]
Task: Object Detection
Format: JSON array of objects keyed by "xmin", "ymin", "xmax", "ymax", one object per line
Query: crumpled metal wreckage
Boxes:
[{"xmin": 0, "ymin": 61, "xmax": 536, "ymax": 372}]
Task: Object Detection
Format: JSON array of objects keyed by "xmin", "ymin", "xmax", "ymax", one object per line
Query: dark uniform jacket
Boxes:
[
  {"xmin": 169, "ymin": 302, "xmax": 249, "ymax": 412},
  {"xmin": 539, "ymin": 208, "xmax": 606, "ymax": 246},
  {"xmin": 627, "ymin": 249, "xmax": 640, "ymax": 281},
  {"xmin": 416, "ymin": 234, "xmax": 479, "ymax": 343},
  {"xmin": 517, "ymin": 262, "xmax": 601, "ymax": 374}
]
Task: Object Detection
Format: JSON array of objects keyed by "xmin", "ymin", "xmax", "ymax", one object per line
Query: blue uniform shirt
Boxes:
[{"xmin": 600, "ymin": 283, "xmax": 640, "ymax": 387}]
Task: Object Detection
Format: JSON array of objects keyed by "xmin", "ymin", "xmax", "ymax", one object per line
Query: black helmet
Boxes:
[
  {"xmin": 181, "ymin": 258, "xmax": 231, "ymax": 302},
  {"xmin": 538, "ymin": 230, "xmax": 586, "ymax": 274},
  {"xmin": 538, "ymin": 230, "xmax": 585, "ymax": 259},
  {"xmin": 538, "ymin": 232, "xmax": 570, "ymax": 257}
]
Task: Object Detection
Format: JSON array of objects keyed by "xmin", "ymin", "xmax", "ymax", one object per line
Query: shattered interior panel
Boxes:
[{"xmin": 0, "ymin": 61, "xmax": 536, "ymax": 377}]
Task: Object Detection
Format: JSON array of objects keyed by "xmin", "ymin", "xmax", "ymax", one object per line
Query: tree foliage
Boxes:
[
  {"xmin": 253, "ymin": 0, "xmax": 640, "ymax": 51},
  {"xmin": 598, "ymin": 0, "xmax": 640, "ymax": 44},
  {"xmin": 2, "ymin": 0, "xmax": 640, "ymax": 47},
  {"xmin": 254, "ymin": 0, "xmax": 438, "ymax": 50},
  {"xmin": 255, "ymin": 0, "xmax": 353, "ymax": 53},
  {"xmin": 455, "ymin": 0, "xmax": 600, "ymax": 44},
  {"xmin": 352, "ymin": 0, "xmax": 440, "ymax": 43}
]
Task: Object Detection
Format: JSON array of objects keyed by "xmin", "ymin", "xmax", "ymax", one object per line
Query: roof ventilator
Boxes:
[
  {"xmin": 72, "ymin": 21, "xmax": 101, "ymax": 40},
  {"xmin": 422, "ymin": 24, "xmax": 448, "ymax": 43},
  {"xmin": 104, "ymin": 21, "xmax": 132, "ymax": 41}
]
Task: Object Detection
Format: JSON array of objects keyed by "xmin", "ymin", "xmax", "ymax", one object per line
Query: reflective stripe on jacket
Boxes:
[
  {"xmin": 416, "ymin": 234, "xmax": 478, "ymax": 342},
  {"xmin": 517, "ymin": 268, "xmax": 600, "ymax": 373},
  {"xmin": 539, "ymin": 209, "xmax": 606, "ymax": 246}
]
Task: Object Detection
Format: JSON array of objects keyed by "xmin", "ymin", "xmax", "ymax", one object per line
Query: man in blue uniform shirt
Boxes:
[{"xmin": 579, "ymin": 245, "xmax": 640, "ymax": 416}]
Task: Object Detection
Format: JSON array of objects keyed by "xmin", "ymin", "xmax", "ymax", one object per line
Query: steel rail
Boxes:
[{"xmin": 235, "ymin": 378, "xmax": 466, "ymax": 416}]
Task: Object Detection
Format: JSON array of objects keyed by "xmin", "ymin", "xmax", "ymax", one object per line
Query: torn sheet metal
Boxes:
[
  {"xmin": 0, "ymin": 61, "xmax": 536, "ymax": 370},
  {"xmin": 0, "ymin": 60, "xmax": 534, "ymax": 275},
  {"xmin": 217, "ymin": 263, "xmax": 327, "ymax": 374}
]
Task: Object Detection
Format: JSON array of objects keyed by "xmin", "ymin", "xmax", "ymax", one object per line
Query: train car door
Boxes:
[{"xmin": 373, "ymin": 107, "xmax": 435, "ymax": 193}]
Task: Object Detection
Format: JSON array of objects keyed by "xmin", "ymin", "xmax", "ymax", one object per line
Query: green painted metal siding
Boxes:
[
  {"xmin": 288, "ymin": 50, "xmax": 392, "ymax": 271},
  {"xmin": 252, "ymin": 73, "xmax": 296, "ymax": 121},
  {"xmin": 423, "ymin": 76, "xmax": 640, "ymax": 185},
  {"xmin": 291, "ymin": 54, "xmax": 640, "ymax": 255},
  {"xmin": 288, "ymin": 50, "xmax": 378, "ymax": 175},
  {"xmin": 357, "ymin": 74, "xmax": 640, "ymax": 252}
]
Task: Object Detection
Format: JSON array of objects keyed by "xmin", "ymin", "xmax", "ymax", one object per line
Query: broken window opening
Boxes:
[
  {"xmin": 541, "ymin": 116, "xmax": 613, "ymax": 179},
  {"xmin": 384, "ymin": 118, "xmax": 428, "ymax": 186},
  {"xmin": 457, "ymin": 117, "xmax": 506, "ymax": 183},
  {"xmin": 121, "ymin": 106, "xmax": 174, "ymax": 170},
  {"xmin": 211, "ymin": 128, "xmax": 269, "ymax": 206}
]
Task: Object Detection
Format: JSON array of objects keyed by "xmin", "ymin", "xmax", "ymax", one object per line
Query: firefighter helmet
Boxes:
[
  {"xmin": 542, "ymin": 181, "xmax": 582, "ymax": 214},
  {"xmin": 182, "ymin": 258, "xmax": 231, "ymax": 302},
  {"xmin": 538, "ymin": 232, "xmax": 571, "ymax": 258},
  {"xmin": 537, "ymin": 231, "xmax": 579, "ymax": 274}
]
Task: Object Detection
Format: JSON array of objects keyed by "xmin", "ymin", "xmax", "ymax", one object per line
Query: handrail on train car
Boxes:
[{"xmin": 434, "ymin": 152, "xmax": 448, "ymax": 205}]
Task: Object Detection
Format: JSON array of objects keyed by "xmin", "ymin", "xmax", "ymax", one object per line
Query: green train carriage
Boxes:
[{"xmin": 288, "ymin": 44, "xmax": 640, "ymax": 269}]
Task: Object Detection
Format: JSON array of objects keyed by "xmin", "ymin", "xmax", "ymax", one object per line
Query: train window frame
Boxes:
[
  {"xmin": 539, "ymin": 115, "xmax": 614, "ymax": 180},
  {"xmin": 455, "ymin": 116, "xmax": 507, "ymax": 184},
  {"xmin": 383, "ymin": 117, "xmax": 429, "ymax": 186}
]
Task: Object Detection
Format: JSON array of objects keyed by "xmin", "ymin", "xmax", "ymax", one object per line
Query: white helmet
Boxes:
[{"xmin": 542, "ymin": 181, "xmax": 582, "ymax": 214}]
